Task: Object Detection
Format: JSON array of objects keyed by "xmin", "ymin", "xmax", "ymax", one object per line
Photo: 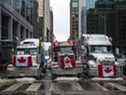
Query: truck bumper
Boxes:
[
  {"xmin": 89, "ymin": 66, "xmax": 121, "ymax": 77},
  {"xmin": 89, "ymin": 68, "xmax": 98, "ymax": 77},
  {"xmin": 7, "ymin": 65, "xmax": 40, "ymax": 77}
]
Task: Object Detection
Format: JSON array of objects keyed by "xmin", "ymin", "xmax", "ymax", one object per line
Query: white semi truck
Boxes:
[
  {"xmin": 11, "ymin": 39, "xmax": 51, "ymax": 78},
  {"xmin": 81, "ymin": 34, "xmax": 120, "ymax": 78}
]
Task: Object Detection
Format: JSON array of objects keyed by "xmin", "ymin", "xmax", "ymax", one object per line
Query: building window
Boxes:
[
  {"xmin": 26, "ymin": 30, "xmax": 29, "ymax": 38},
  {"xmin": 72, "ymin": 2, "xmax": 78, "ymax": 8},
  {"xmin": 1, "ymin": 14, "xmax": 9, "ymax": 40}
]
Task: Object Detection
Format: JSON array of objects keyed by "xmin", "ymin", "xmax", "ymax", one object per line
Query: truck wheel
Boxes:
[
  {"xmin": 51, "ymin": 74, "xmax": 57, "ymax": 80},
  {"xmin": 77, "ymin": 71, "xmax": 90, "ymax": 79},
  {"xmin": 77, "ymin": 73, "xmax": 82, "ymax": 78}
]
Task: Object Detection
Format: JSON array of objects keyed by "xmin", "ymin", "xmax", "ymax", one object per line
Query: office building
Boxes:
[
  {"xmin": 85, "ymin": 0, "xmax": 126, "ymax": 53},
  {"xmin": 0, "ymin": 0, "xmax": 38, "ymax": 63},
  {"xmin": 70, "ymin": 0, "xmax": 79, "ymax": 40}
]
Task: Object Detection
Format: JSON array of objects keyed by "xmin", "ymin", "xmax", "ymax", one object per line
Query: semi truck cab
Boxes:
[
  {"xmin": 49, "ymin": 40, "xmax": 83, "ymax": 79},
  {"xmin": 81, "ymin": 34, "xmax": 119, "ymax": 78}
]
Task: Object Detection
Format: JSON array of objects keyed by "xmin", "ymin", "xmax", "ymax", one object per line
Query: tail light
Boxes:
[
  {"xmin": 28, "ymin": 56, "xmax": 32, "ymax": 67},
  {"xmin": 12, "ymin": 56, "xmax": 16, "ymax": 66}
]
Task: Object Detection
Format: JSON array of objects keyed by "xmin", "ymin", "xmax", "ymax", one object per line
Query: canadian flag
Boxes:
[
  {"xmin": 64, "ymin": 56, "xmax": 73, "ymax": 69},
  {"xmin": 98, "ymin": 64, "xmax": 116, "ymax": 78},
  {"xmin": 16, "ymin": 56, "xmax": 28, "ymax": 67},
  {"xmin": 59, "ymin": 55, "xmax": 75, "ymax": 69}
]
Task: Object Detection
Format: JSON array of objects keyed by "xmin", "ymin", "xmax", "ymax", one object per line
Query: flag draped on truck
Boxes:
[{"xmin": 98, "ymin": 64, "xmax": 116, "ymax": 78}]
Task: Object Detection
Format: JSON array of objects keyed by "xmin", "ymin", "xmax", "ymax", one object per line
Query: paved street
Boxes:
[
  {"xmin": 0, "ymin": 76, "xmax": 126, "ymax": 95},
  {"xmin": 0, "ymin": 66, "xmax": 125, "ymax": 95}
]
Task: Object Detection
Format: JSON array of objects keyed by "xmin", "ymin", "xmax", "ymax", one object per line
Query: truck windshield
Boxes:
[
  {"xmin": 60, "ymin": 46, "xmax": 73, "ymax": 54},
  {"xmin": 16, "ymin": 48, "xmax": 38, "ymax": 55},
  {"xmin": 89, "ymin": 45, "xmax": 112, "ymax": 54}
]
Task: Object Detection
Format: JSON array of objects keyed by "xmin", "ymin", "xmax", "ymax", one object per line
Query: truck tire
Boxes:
[{"xmin": 51, "ymin": 74, "xmax": 57, "ymax": 80}]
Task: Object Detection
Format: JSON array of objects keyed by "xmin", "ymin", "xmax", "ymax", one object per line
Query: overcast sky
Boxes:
[{"xmin": 50, "ymin": 0, "xmax": 70, "ymax": 41}]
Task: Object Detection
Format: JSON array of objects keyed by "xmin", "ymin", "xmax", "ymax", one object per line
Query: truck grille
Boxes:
[{"xmin": 101, "ymin": 60, "xmax": 114, "ymax": 65}]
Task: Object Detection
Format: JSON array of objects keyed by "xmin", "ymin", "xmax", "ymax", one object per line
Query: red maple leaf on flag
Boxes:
[{"xmin": 18, "ymin": 57, "xmax": 26, "ymax": 64}]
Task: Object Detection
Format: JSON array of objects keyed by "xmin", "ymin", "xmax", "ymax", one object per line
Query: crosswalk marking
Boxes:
[
  {"xmin": 2, "ymin": 83, "xmax": 24, "ymax": 92},
  {"xmin": 95, "ymin": 83, "xmax": 109, "ymax": 91},
  {"xmin": 26, "ymin": 83, "xmax": 41, "ymax": 92},
  {"xmin": 72, "ymin": 82, "xmax": 83, "ymax": 91},
  {"xmin": 107, "ymin": 83, "xmax": 126, "ymax": 91},
  {"xmin": 56, "ymin": 77, "xmax": 79, "ymax": 81},
  {"xmin": 1, "ymin": 79, "xmax": 126, "ymax": 95}
]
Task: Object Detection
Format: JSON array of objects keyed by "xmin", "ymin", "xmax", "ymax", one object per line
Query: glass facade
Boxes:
[
  {"xmin": 86, "ymin": 0, "xmax": 96, "ymax": 9},
  {"xmin": 85, "ymin": 0, "xmax": 115, "ymax": 34},
  {"xmin": 0, "ymin": 0, "xmax": 12, "ymax": 6},
  {"xmin": 85, "ymin": 0, "xmax": 126, "ymax": 53},
  {"xmin": 13, "ymin": 0, "xmax": 22, "ymax": 12},
  {"xmin": 85, "ymin": 0, "xmax": 98, "ymax": 34}
]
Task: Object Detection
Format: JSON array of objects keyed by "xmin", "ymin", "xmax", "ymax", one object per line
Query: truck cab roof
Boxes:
[{"xmin": 82, "ymin": 34, "xmax": 112, "ymax": 45}]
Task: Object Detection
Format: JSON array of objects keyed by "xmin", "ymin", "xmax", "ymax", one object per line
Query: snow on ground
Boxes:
[
  {"xmin": 92, "ymin": 77, "xmax": 123, "ymax": 81},
  {"xmin": 55, "ymin": 77, "xmax": 79, "ymax": 81},
  {"xmin": 16, "ymin": 77, "xmax": 36, "ymax": 83}
]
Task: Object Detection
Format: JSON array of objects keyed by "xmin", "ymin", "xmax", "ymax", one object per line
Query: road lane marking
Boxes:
[
  {"xmin": 72, "ymin": 82, "xmax": 83, "ymax": 91},
  {"xmin": 2, "ymin": 83, "xmax": 24, "ymax": 92},
  {"xmin": 107, "ymin": 83, "xmax": 126, "ymax": 91},
  {"xmin": 26, "ymin": 83, "xmax": 41, "ymax": 92},
  {"xmin": 95, "ymin": 83, "xmax": 109, "ymax": 91}
]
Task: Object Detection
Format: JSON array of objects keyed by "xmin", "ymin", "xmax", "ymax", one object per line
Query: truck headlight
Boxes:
[
  {"xmin": 98, "ymin": 58, "xmax": 104, "ymax": 63},
  {"xmin": 115, "ymin": 61, "xmax": 120, "ymax": 66},
  {"xmin": 88, "ymin": 60, "xmax": 97, "ymax": 68}
]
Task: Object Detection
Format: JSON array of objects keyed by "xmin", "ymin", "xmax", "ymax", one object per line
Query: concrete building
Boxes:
[
  {"xmin": 0, "ymin": 0, "xmax": 38, "ymax": 63},
  {"xmin": 49, "ymin": 8, "xmax": 54, "ymax": 42},
  {"xmin": 79, "ymin": 0, "xmax": 85, "ymax": 37},
  {"xmin": 13, "ymin": 0, "xmax": 38, "ymax": 38},
  {"xmin": 81, "ymin": 7, "xmax": 87, "ymax": 34},
  {"xmin": 37, "ymin": 0, "xmax": 51, "ymax": 42},
  {"xmin": 70, "ymin": 0, "xmax": 79, "ymax": 40},
  {"xmin": 37, "ymin": 0, "xmax": 44, "ymax": 17},
  {"xmin": 70, "ymin": 0, "xmax": 86, "ymax": 40},
  {"xmin": 37, "ymin": 0, "xmax": 44, "ymax": 40},
  {"xmin": 43, "ymin": 0, "xmax": 51, "ymax": 42}
]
